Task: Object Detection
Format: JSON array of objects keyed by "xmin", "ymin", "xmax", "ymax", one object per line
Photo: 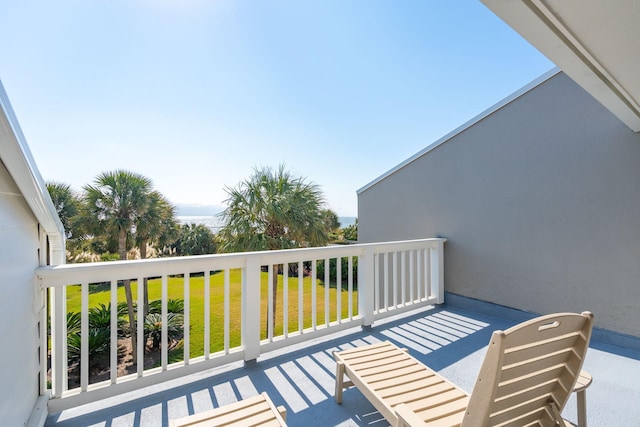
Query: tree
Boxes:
[
  {"xmin": 322, "ymin": 209, "xmax": 341, "ymax": 241},
  {"xmin": 83, "ymin": 170, "xmax": 153, "ymax": 365},
  {"xmin": 152, "ymin": 208, "xmax": 181, "ymax": 257},
  {"xmin": 135, "ymin": 191, "xmax": 177, "ymax": 314},
  {"xmin": 322, "ymin": 209, "xmax": 341, "ymax": 231},
  {"xmin": 217, "ymin": 165, "xmax": 329, "ymax": 336},
  {"xmin": 174, "ymin": 223, "xmax": 217, "ymax": 256},
  {"xmin": 135, "ymin": 191, "xmax": 177, "ymax": 260},
  {"xmin": 343, "ymin": 219, "xmax": 358, "ymax": 242},
  {"xmin": 47, "ymin": 182, "xmax": 81, "ymax": 238},
  {"xmin": 47, "ymin": 182, "xmax": 84, "ymax": 257}
]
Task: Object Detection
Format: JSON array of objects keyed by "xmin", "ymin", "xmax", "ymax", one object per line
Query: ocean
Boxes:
[{"xmin": 177, "ymin": 215, "xmax": 356, "ymax": 233}]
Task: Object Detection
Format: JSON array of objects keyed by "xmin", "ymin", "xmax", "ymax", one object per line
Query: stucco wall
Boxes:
[
  {"xmin": 0, "ymin": 159, "xmax": 42, "ymax": 425},
  {"xmin": 358, "ymin": 72, "xmax": 640, "ymax": 337}
]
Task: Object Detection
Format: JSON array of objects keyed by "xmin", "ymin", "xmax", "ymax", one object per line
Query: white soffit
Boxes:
[{"xmin": 481, "ymin": 0, "xmax": 640, "ymax": 132}]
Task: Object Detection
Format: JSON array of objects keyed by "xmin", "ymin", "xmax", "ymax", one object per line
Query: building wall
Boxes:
[
  {"xmin": 358, "ymin": 72, "xmax": 640, "ymax": 337},
  {"xmin": 0, "ymin": 159, "xmax": 43, "ymax": 426}
]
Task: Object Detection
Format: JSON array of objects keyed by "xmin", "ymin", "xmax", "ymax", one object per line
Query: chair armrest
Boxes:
[{"xmin": 395, "ymin": 403, "xmax": 427, "ymax": 427}]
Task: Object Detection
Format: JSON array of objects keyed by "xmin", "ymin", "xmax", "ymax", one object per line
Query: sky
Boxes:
[{"xmin": 0, "ymin": 1, "xmax": 553, "ymax": 217}]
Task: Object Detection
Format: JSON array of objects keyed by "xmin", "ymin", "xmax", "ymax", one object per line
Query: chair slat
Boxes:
[
  {"xmin": 492, "ymin": 380, "xmax": 558, "ymax": 414},
  {"xmin": 503, "ymin": 333, "xmax": 580, "ymax": 365},
  {"xmin": 500, "ymin": 352, "xmax": 574, "ymax": 382},
  {"xmin": 170, "ymin": 393, "xmax": 286, "ymax": 427},
  {"xmin": 356, "ymin": 356, "xmax": 415, "ymax": 376},
  {"xmin": 365, "ymin": 362, "xmax": 430, "ymax": 385},
  {"xmin": 385, "ymin": 379, "xmax": 453, "ymax": 406},
  {"xmin": 488, "ymin": 394, "xmax": 553, "ymax": 426},
  {"xmin": 415, "ymin": 395, "xmax": 469, "ymax": 423},
  {"xmin": 497, "ymin": 371, "xmax": 560, "ymax": 399}
]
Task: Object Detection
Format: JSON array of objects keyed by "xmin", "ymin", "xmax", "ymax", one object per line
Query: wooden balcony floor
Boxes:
[{"xmin": 46, "ymin": 300, "xmax": 640, "ymax": 427}]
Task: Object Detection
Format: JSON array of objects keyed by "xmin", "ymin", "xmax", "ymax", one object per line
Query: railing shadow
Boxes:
[
  {"xmin": 45, "ymin": 307, "xmax": 516, "ymax": 427},
  {"xmin": 49, "ymin": 305, "xmax": 640, "ymax": 427}
]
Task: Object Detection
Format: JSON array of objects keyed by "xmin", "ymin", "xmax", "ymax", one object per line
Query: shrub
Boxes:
[
  {"xmin": 148, "ymin": 298, "xmax": 184, "ymax": 314},
  {"xmin": 88, "ymin": 303, "xmax": 127, "ymax": 336},
  {"xmin": 100, "ymin": 252, "xmax": 120, "ymax": 262},
  {"xmin": 66, "ymin": 303, "xmax": 126, "ymax": 372},
  {"xmin": 343, "ymin": 220, "xmax": 358, "ymax": 241},
  {"xmin": 66, "ymin": 311, "xmax": 81, "ymax": 335},
  {"xmin": 316, "ymin": 257, "xmax": 358, "ymax": 289},
  {"xmin": 67, "ymin": 328, "xmax": 111, "ymax": 371},
  {"xmin": 144, "ymin": 312, "xmax": 184, "ymax": 350}
]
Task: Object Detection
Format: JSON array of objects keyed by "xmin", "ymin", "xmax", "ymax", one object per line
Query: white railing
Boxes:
[{"xmin": 38, "ymin": 238, "xmax": 445, "ymax": 411}]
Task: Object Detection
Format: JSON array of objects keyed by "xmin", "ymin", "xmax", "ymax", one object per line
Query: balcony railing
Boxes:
[{"xmin": 37, "ymin": 238, "xmax": 445, "ymax": 411}]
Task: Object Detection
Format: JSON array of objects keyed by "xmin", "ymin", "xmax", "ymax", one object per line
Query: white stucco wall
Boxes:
[
  {"xmin": 0, "ymin": 159, "xmax": 43, "ymax": 425},
  {"xmin": 358, "ymin": 72, "xmax": 640, "ymax": 337}
]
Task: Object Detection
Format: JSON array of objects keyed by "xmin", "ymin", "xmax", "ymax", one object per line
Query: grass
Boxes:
[{"xmin": 65, "ymin": 269, "xmax": 358, "ymax": 362}]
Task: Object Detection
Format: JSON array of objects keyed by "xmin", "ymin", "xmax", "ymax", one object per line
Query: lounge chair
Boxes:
[
  {"xmin": 169, "ymin": 392, "xmax": 287, "ymax": 427},
  {"xmin": 334, "ymin": 311, "xmax": 593, "ymax": 427}
]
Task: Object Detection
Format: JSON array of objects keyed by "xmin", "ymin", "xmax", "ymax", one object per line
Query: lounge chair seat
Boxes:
[
  {"xmin": 169, "ymin": 392, "xmax": 287, "ymax": 427},
  {"xmin": 334, "ymin": 311, "xmax": 593, "ymax": 427}
]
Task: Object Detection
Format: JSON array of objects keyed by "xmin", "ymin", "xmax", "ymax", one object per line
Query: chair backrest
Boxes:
[{"xmin": 462, "ymin": 311, "xmax": 593, "ymax": 427}]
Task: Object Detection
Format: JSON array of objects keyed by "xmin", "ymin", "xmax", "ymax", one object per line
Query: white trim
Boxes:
[
  {"xmin": 357, "ymin": 68, "xmax": 561, "ymax": 194},
  {"xmin": 0, "ymin": 80, "xmax": 65, "ymax": 264},
  {"xmin": 26, "ymin": 394, "xmax": 49, "ymax": 427}
]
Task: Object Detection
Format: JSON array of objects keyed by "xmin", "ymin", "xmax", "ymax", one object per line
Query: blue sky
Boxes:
[{"xmin": 0, "ymin": 1, "xmax": 553, "ymax": 216}]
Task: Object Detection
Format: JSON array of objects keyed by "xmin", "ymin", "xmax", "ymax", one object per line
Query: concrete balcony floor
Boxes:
[{"xmin": 46, "ymin": 299, "xmax": 640, "ymax": 427}]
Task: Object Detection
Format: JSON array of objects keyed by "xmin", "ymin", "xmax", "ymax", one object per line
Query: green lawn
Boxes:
[{"xmin": 65, "ymin": 270, "xmax": 358, "ymax": 361}]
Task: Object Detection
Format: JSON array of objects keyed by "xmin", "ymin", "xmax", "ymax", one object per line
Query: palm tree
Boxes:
[
  {"xmin": 47, "ymin": 182, "xmax": 80, "ymax": 238},
  {"xmin": 135, "ymin": 191, "xmax": 174, "ymax": 259},
  {"xmin": 217, "ymin": 165, "xmax": 329, "ymax": 336},
  {"xmin": 151, "ymin": 205, "xmax": 181, "ymax": 257},
  {"xmin": 135, "ymin": 191, "xmax": 177, "ymax": 315},
  {"xmin": 322, "ymin": 208, "xmax": 341, "ymax": 242},
  {"xmin": 47, "ymin": 182, "xmax": 85, "ymax": 257},
  {"xmin": 83, "ymin": 170, "xmax": 153, "ymax": 364},
  {"xmin": 174, "ymin": 223, "xmax": 217, "ymax": 256}
]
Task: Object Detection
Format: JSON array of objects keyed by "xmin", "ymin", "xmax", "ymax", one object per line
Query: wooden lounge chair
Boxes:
[
  {"xmin": 169, "ymin": 392, "xmax": 287, "ymax": 427},
  {"xmin": 334, "ymin": 311, "xmax": 593, "ymax": 427}
]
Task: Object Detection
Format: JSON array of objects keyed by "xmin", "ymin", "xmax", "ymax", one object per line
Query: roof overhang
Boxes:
[
  {"xmin": 481, "ymin": 0, "xmax": 640, "ymax": 132},
  {"xmin": 0, "ymin": 80, "xmax": 66, "ymax": 264}
]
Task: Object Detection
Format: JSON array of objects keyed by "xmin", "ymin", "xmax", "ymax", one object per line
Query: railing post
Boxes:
[
  {"xmin": 39, "ymin": 284, "xmax": 48, "ymax": 396},
  {"xmin": 243, "ymin": 255, "xmax": 262, "ymax": 362},
  {"xmin": 430, "ymin": 239, "xmax": 446, "ymax": 304},
  {"xmin": 50, "ymin": 284, "xmax": 66, "ymax": 398},
  {"xmin": 359, "ymin": 247, "xmax": 375, "ymax": 327}
]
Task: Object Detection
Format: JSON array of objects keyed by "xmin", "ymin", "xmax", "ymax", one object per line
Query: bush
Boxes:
[
  {"xmin": 88, "ymin": 303, "xmax": 127, "ymax": 336},
  {"xmin": 342, "ymin": 220, "xmax": 358, "ymax": 241},
  {"xmin": 100, "ymin": 252, "xmax": 120, "ymax": 262},
  {"xmin": 66, "ymin": 303, "xmax": 127, "ymax": 372},
  {"xmin": 67, "ymin": 328, "xmax": 111, "ymax": 371},
  {"xmin": 148, "ymin": 298, "xmax": 184, "ymax": 315},
  {"xmin": 316, "ymin": 257, "xmax": 358, "ymax": 289},
  {"xmin": 173, "ymin": 223, "xmax": 216, "ymax": 255},
  {"xmin": 66, "ymin": 311, "xmax": 81, "ymax": 335},
  {"xmin": 144, "ymin": 312, "xmax": 184, "ymax": 349}
]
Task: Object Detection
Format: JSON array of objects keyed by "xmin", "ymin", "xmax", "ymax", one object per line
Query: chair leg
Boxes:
[
  {"xmin": 276, "ymin": 405, "xmax": 287, "ymax": 421},
  {"xmin": 576, "ymin": 389, "xmax": 587, "ymax": 427},
  {"xmin": 335, "ymin": 361, "xmax": 345, "ymax": 404},
  {"xmin": 573, "ymin": 370, "xmax": 591, "ymax": 427}
]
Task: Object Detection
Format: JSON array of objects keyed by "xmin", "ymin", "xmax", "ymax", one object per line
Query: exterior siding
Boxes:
[
  {"xmin": 0, "ymin": 159, "xmax": 42, "ymax": 426},
  {"xmin": 358, "ymin": 72, "xmax": 640, "ymax": 337}
]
